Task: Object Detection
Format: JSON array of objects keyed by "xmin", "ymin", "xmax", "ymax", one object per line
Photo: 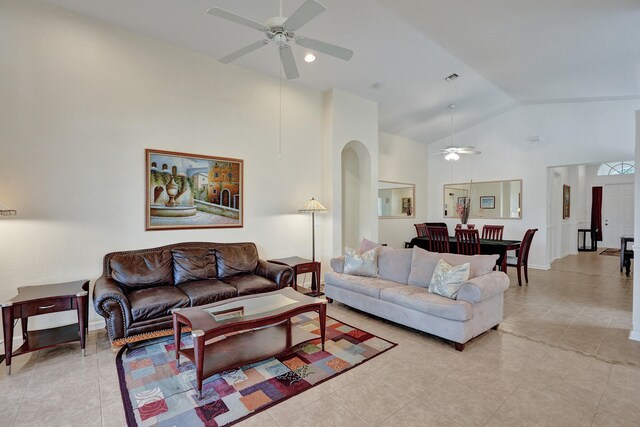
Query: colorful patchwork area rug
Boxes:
[{"xmin": 116, "ymin": 313, "xmax": 396, "ymax": 427}]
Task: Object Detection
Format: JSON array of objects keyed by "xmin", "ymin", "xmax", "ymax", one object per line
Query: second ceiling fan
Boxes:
[{"xmin": 207, "ymin": 0, "xmax": 353, "ymax": 79}]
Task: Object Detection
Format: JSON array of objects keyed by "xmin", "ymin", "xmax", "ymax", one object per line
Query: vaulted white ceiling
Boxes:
[{"xmin": 41, "ymin": 0, "xmax": 640, "ymax": 143}]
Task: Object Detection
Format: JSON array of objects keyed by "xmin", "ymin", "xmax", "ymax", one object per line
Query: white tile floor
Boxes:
[{"xmin": 1, "ymin": 251, "xmax": 639, "ymax": 426}]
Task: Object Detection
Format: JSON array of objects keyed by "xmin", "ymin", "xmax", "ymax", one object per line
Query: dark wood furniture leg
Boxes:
[
  {"xmin": 326, "ymin": 297, "xmax": 333, "ymax": 303},
  {"xmin": 21, "ymin": 317, "xmax": 28, "ymax": 340},
  {"xmin": 454, "ymin": 342, "xmax": 465, "ymax": 352},
  {"xmin": 172, "ymin": 310, "xmax": 181, "ymax": 368},
  {"xmin": 2, "ymin": 304, "xmax": 13, "ymax": 374},
  {"xmin": 492, "ymin": 324, "xmax": 500, "ymax": 331},
  {"xmin": 193, "ymin": 330, "xmax": 205, "ymax": 400},
  {"xmin": 76, "ymin": 290, "xmax": 88, "ymax": 357},
  {"xmin": 319, "ymin": 304, "xmax": 326, "ymax": 351},
  {"xmin": 291, "ymin": 269, "xmax": 298, "ymax": 291}
]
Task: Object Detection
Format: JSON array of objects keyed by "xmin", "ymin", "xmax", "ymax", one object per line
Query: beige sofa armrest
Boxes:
[
  {"xmin": 456, "ymin": 271, "xmax": 509, "ymax": 303},
  {"xmin": 330, "ymin": 256, "xmax": 345, "ymax": 273}
]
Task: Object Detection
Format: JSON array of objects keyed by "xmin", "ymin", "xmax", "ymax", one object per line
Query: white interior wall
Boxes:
[
  {"xmin": 0, "ymin": 0, "xmax": 329, "ymax": 329},
  {"xmin": 378, "ymin": 132, "xmax": 428, "ymax": 248},
  {"xmin": 322, "ymin": 89, "xmax": 379, "ymax": 257},
  {"xmin": 428, "ymin": 100, "xmax": 640, "ymax": 268},
  {"xmin": 632, "ymin": 110, "xmax": 640, "ymax": 342}
]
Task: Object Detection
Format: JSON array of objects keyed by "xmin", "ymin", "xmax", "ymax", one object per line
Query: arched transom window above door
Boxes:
[{"xmin": 597, "ymin": 161, "xmax": 635, "ymax": 176}]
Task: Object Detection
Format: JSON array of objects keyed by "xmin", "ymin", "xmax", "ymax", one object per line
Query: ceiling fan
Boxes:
[
  {"xmin": 206, "ymin": 0, "xmax": 353, "ymax": 79},
  {"xmin": 435, "ymin": 104, "xmax": 481, "ymax": 161}
]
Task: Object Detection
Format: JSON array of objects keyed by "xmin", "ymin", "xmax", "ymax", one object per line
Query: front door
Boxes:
[{"xmin": 602, "ymin": 184, "xmax": 634, "ymax": 248}]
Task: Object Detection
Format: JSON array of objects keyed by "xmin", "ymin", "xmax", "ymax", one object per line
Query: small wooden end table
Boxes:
[
  {"xmin": 268, "ymin": 256, "xmax": 322, "ymax": 296},
  {"xmin": 1, "ymin": 280, "xmax": 89, "ymax": 374},
  {"xmin": 172, "ymin": 288, "xmax": 326, "ymax": 399}
]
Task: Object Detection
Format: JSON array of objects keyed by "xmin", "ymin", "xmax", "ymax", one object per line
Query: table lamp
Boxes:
[{"xmin": 298, "ymin": 197, "xmax": 327, "ymax": 263}]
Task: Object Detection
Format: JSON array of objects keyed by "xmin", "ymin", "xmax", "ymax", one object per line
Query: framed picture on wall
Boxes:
[
  {"xmin": 479, "ymin": 196, "xmax": 495, "ymax": 209},
  {"xmin": 146, "ymin": 149, "xmax": 243, "ymax": 230},
  {"xmin": 563, "ymin": 184, "xmax": 571, "ymax": 219}
]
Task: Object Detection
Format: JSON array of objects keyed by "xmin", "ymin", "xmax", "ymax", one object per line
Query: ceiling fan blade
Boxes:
[
  {"xmin": 279, "ymin": 45, "xmax": 300, "ymax": 79},
  {"xmin": 295, "ymin": 36, "xmax": 353, "ymax": 60},
  {"xmin": 457, "ymin": 147, "xmax": 481, "ymax": 154},
  {"xmin": 219, "ymin": 40, "xmax": 269, "ymax": 64},
  {"xmin": 283, "ymin": 0, "xmax": 326, "ymax": 31},
  {"xmin": 206, "ymin": 7, "xmax": 267, "ymax": 32}
]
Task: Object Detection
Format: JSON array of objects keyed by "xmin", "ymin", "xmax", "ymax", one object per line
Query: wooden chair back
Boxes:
[
  {"xmin": 426, "ymin": 226, "xmax": 450, "ymax": 253},
  {"xmin": 517, "ymin": 228, "xmax": 538, "ymax": 266},
  {"xmin": 456, "ymin": 224, "xmax": 475, "ymax": 230},
  {"xmin": 482, "ymin": 225, "xmax": 504, "ymax": 240},
  {"xmin": 414, "ymin": 223, "xmax": 428, "ymax": 237},
  {"xmin": 455, "ymin": 229, "xmax": 481, "ymax": 255}
]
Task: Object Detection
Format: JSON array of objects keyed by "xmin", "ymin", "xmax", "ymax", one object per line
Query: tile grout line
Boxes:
[{"xmin": 12, "ymin": 350, "xmax": 39, "ymax": 427}]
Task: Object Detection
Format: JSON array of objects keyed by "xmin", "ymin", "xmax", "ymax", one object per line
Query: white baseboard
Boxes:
[
  {"xmin": 528, "ymin": 263, "xmax": 551, "ymax": 270},
  {"xmin": 629, "ymin": 330, "xmax": 640, "ymax": 342}
]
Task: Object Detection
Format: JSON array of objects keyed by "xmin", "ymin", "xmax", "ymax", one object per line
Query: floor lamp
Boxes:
[{"xmin": 298, "ymin": 197, "xmax": 327, "ymax": 295}]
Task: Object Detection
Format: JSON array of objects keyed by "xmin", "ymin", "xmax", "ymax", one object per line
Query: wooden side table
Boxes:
[
  {"xmin": 1, "ymin": 280, "xmax": 89, "ymax": 374},
  {"xmin": 268, "ymin": 256, "xmax": 322, "ymax": 297}
]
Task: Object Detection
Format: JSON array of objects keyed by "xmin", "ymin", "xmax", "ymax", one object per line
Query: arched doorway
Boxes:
[
  {"xmin": 221, "ymin": 189, "xmax": 230, "ymax": 207},
  {"xmin": 341, "ymin": 141, "xmax": 372, "ymax": 250}
]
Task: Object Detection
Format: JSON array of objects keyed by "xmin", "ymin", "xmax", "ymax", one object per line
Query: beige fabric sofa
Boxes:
[{"xmin": 324, "ymin": 246, "xmax": 510, "ymax": 350}]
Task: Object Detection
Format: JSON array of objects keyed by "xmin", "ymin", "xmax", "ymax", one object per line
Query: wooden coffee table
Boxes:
[{"xmin": 172, "ymin": 287, "xmax": 326, "ymax": 399}]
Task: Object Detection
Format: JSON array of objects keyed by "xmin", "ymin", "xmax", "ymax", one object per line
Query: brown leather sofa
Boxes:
[{"xmin": 93, "ymin": 242, "xmax": 293, "ymax": 345}]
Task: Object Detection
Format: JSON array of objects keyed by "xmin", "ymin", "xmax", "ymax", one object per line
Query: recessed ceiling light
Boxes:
[
  {"xmin": 304, "ymin": 53, "xmax": 316, "ymax": 63},
  {"xmin": 445, "ymin": 73, "xmax": 459, "ymax": 82}
]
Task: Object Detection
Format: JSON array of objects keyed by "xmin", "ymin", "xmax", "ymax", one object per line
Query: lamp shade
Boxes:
[
  {"xmin": 298, "ymin": 197, "xmax": 327, "ymax": 214},
  {"xmin": 0, "ymin": 203, "xmax": 16, "ymax": 216}
]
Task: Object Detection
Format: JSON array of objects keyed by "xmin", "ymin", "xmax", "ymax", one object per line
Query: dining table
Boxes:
[{"xmin": 409, "ymin": 236, "xmax": 521, "ymax": 272}]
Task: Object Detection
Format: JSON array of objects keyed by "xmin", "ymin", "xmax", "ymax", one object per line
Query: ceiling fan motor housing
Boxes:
[{"xmin": 265, "ymin": 16, "xmax": 294, "ymax": 45}]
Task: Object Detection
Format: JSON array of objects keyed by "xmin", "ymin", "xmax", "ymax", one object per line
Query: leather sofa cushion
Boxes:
[
  {"xmin": 215, "ymin": 244, "xmax": 259, "ymax": 278},
  {"xmin": 110, "ymin": 250, "xmax": 174, "ymax": 288},
  {"xmin": 221, "ymin": 274, "xmax": 278, "ymax": 296},
  {"xmin": 171, "ymin": 248, "xmax": 217, "ymax": 285},
  {"xmin": 128, "ymin": 286, "xmax": 189, "ymax": 322},
  {"xmin": 380, "ymin": 286, "xmax": 472, "ymax": 321},
  {"xmin": 177, "ymin": 279, "xmax": 238, "ymax": 306},
  {"xmin": 324, "ymin": 271, "xmax": 404, "ymax": 299}
]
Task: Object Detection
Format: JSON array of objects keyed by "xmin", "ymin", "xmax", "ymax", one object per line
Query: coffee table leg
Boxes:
[
  {"xmin": 319, "ymin": 304, "xmax": 326, "ymax": 351},
  {"xmin": 172, "ymin": 311, "xmax": 181, "ymax": 368},
  {"xmin": 192, "ymin": 330, "xmax": 205, "ymax": 400},
  {"xmin": 286, "ymin": 319, "xmax": 292, "ymax": 348}
]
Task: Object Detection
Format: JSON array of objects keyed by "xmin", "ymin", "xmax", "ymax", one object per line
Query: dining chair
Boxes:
[
  {"xmin": 455, "ymin": 228, "xmax": 481, "ymax": 255},
  {"xmin": 426, "ymin": 226, "xmax": 450, "ymax": 253},
  {"xmin": 506, "ymin": 228, "xmax": 538, "ymax": 286},
  {"xmin": 482, "ymin": 225, "xmax": 504, "ymax": 240},
  {"xmin": 414, "ymin": 223, "xmax": 428, "ymax": 237}
]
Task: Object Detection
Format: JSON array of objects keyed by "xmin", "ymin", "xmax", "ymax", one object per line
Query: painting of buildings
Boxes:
[{"xmin": 146, "ymin": 149, "xmax": 243, "ymax": 230}]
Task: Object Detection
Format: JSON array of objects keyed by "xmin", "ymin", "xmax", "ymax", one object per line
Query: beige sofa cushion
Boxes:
[
  {"xmin": 324, "ymin": 271, "xmax": 404, "ymax": 299},
  {"xmin": 378, "ymin": 247, "xmax": 413, "ymax": 284},
  {"xmin": 379, "ymin": 286, "xmax": 472, "ymax": 321},
  {"xmin": 408, "ymin": 247, "xmax": 498, "ymax": 288}
]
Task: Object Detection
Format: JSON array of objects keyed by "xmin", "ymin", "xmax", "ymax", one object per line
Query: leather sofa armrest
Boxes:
[
  {"xmin": 93, "ymin": 276, "xmax": 132, "ymax": 341},
  {"xmin": 256, "ymin": 260, "xmax": 294, "ymax": 289},
  {"xmin": 330, "ymin": 256, "xmax": 345, "ymax": 274},
  {"xmin": 456, "ymin": 271, "xmax": 510, "ymax": 304}
]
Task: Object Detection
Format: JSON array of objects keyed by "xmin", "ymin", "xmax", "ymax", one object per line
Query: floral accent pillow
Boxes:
[
  {"xmin": 343, "ymin": 247, "xmax": 379, "ymax": 277},
  {"xmin": 428, "ymin": 259, "xmax": 470, "ymax": 299}
]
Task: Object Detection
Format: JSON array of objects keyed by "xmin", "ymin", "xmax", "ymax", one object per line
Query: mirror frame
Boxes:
[
  {"xmin": 443, "ymin": 179, "xmax": 522, "ymax": 220},
  {"xmin": 378, "ymin": 180, "xmax": 416, "ymax": 219}
]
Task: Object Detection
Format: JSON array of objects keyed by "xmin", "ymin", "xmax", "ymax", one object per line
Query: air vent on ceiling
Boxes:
[{"xmin": 445, "ymin": 73, "xmax": 459, "ymax": 82}]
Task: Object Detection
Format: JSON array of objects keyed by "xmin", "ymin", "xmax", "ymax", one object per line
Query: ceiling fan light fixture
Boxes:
[
  {"xmin": 304, "ymin": 52, "xmax": 316, "ymax": 62},
  {"xmin": 445, "ymin": 152, "xmax": 460, "ymax": 161}
]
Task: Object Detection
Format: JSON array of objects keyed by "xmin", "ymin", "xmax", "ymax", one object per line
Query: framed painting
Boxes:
[
  {"xmin": 563, "ymin": 184, "xmax": 570, "ymax": 219},
  {"xmin": 479, "ymin": 196, "xmax": 495, "ymax": 209},
  {"xmin": 146, "ymin": 149, "xmax": 243, "ymax": 230}
]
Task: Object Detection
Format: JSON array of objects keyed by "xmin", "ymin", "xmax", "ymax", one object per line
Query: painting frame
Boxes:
[
  {"xmin": 479, "ymin": 196, "xmax": 495, "ymax": 209},
  {"xmin": 563, "ymin": 184, "xmax": 570, "ymax": 219},
  {"xmin": 145, "ymin": 149, "xmax": 244, "ymax": 231}
]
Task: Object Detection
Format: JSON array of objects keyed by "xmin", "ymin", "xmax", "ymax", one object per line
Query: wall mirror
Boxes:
[
  {"xmin": 378, "ymin": 181, "xmax": 415, "ymax": 218},
  {"xmin": 443, "ymin": 179, "xmax": 522, "ymax": 219}
]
